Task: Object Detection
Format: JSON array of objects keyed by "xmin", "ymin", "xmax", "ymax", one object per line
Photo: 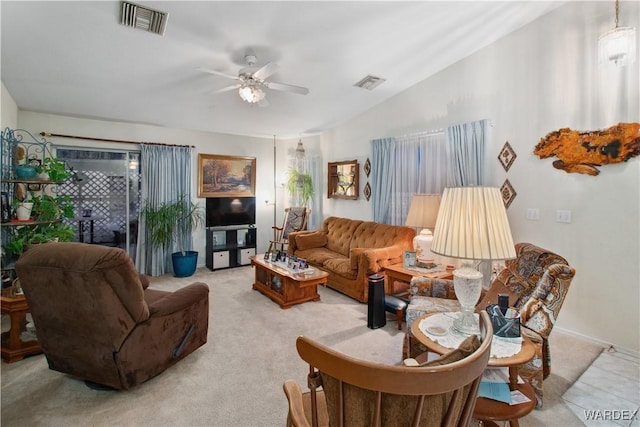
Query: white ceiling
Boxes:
[{"xmin": 1, "ymin": 1, "xmax": 564, "ymax": 139}]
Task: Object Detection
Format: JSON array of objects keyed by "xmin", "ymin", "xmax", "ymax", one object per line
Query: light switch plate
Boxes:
[
  {"xmin": 556, "ymin": 210, "xmax": 572, "ymax": 223},
  {"xmin": 526, "ymin": 208, "xmax": 540, "ymax": 220}
]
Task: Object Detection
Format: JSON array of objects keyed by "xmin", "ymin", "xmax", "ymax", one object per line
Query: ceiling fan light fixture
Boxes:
[{"xmin": 239, "ymin": 82, "xmax": 265, "ymax": 103}]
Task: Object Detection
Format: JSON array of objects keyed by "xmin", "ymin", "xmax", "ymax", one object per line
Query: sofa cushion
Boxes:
[
  {"xmin": 296, "ymin": 247, "xmax": 343, "ymax": 267},
  {"xmin": 350, "ymin": 221, "xmax": 415, "ymax": 253},
  {"xmin": 295, "ymin": 230, "xmax": 328, "ymax": 251},
  {"xmin": 323, "ymin": 257, "xmax": 357, "ymax": 279},
  {"xmin": 324, "ymin": 217, "xmax": 363, "ymax": 257}
]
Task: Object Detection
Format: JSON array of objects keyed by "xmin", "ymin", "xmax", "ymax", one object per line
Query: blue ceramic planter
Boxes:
[
  {"xmin": 15, "ymin": 165, "xmax": 37, "ymax": 179},
  {"xmin": 172, "ymin": 251, "xmax": 198, "ymax": 277}
]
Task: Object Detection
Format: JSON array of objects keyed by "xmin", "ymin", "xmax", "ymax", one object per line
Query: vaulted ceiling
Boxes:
[{"xmin": 1, "ymin": 1, "xmax": 564, "ymax": 138}]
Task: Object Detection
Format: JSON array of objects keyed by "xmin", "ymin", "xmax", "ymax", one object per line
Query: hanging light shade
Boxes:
[
  {"xmin": 598, "ymin": 0, "xmax": 637, "ymax": 67},
  {"xmin": 295, "ymin": 140, "xmax": 306, "ymax": 160}
]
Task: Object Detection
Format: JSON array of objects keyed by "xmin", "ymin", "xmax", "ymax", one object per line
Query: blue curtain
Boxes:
[
  {"xmin": 445, "ymin": 119, "xmax": 488, "ymax": 186},
  {"xmin": 392, "ymin": 131, "xmax": 446, "ymax": 225},
  {"xmin": 370, "ymin": 137, "xmax": 395, "ymax": 223},
  {"xmin": 136, "ymin": 144, "xmax": 193, "ymax": 276}
]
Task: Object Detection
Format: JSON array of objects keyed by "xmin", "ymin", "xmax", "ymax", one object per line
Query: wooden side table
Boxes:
[
  {"xmin": 411, "ymin": 313, "xmax": 536, "ymax": 427},
  {"xmin": 384, "ymin": 263, "xmax": 453, "ymax": 295},
  {"xmin": 1, "ymin": 288, "xmax": 41, "ymax": 363}
]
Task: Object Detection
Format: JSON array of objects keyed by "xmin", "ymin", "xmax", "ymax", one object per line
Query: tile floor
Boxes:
[{"xmin": 563, "ymin": 349, "xmax": 640, "ymax": 426}]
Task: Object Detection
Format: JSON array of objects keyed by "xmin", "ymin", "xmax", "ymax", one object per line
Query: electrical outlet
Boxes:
[
  {"xmin": 526, "ymin": 208, "xmax": 540, "ymax": 220},
  {"xmin": 556, "ymin": 210, "xmax": 572, "ymax": 223}
]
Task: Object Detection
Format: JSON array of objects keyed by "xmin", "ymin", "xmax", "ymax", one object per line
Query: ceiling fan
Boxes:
[{"xmin": 198, "ymin": 53, "xmax": 309, "ymax": 106}]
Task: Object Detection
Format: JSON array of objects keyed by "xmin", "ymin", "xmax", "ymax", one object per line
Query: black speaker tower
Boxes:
[{"xmin": 367, "ymin": 274, "xmax": 386, "ymax": 329}]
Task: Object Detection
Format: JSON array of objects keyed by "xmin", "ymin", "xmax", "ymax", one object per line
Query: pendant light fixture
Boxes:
[{"xmin": 598, "ymin": 0, "xmax": 636, "ymax": 67}]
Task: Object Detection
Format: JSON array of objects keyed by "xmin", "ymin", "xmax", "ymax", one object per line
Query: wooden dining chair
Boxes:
[{"xmin": 283, "ymin": 311, "xmax": 493, "ymax": 427}]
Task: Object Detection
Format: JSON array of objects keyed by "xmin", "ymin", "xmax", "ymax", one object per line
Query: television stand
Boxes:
[{"xmin": 206, "ymin": 226, "xmax": 256, "ymax": 270}]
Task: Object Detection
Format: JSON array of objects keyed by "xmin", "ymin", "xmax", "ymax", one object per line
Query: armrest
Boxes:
[
  {"xmin": 355, "ymin": 245, "xmax": 405, "ymax": 274},
  {"xmin": 148, "ymin": 282, "xmax": 209, "ymax": 317},
  {"xmin": 138, "ymin": 273, "xmax": 151, "ymax": 290},
  {"xmin": 283, "ymin": 380, "xmax": 311, "ymax": 427},
  {"xmin": 519, "ymin": 264, "xmax": 575, "ymax": 329}
]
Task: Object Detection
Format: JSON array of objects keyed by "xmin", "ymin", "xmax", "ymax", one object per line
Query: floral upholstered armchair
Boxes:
[{"xmin": 403, "ymin": 242, "xmax": 575, "ymax": 407}]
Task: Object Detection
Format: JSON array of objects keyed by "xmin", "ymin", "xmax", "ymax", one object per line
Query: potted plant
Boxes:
[
  {"xmin": 141, "ymin": 194, "xmax": 204, "ymax": 277},
  {"xmin": 30, "ymin": 193, "xmax": 74, "ymax": 221},
  {"xmin": 14, "ymin": 163, "xmax": 37, "ymax": 179},
  {"xmin": 286, "ymin": 169, "xmax": 314, "ymax": 207},
  {"xmin": 13, "ymin": 199, "xmax": 34, "ymax": 220},
  {"xmin": 35, "ymin": 157, "xmax": 72, "ymax": 182},
  {"xmin": 5, "ymin": 222, "xmax": 75, "ymax": 258}
]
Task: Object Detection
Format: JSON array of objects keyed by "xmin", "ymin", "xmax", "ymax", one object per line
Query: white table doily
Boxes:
[{"xmin": 417, "ymin": 312, "xmax": 522, "ymax": 358}]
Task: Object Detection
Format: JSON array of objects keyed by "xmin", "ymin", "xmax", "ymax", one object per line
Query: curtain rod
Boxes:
[{"xmin": 40, "ymin": 131, "xmax": 194, "ymax": 148}]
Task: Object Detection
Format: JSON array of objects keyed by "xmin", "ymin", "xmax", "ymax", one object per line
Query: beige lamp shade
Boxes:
[
  {"xmin": 405, "ymin": 194, "xmax": 441, "ymax": 229},
  {"xmin": 405, "ymin": 194, "xmax": 441, "ymax": 263},
  {"xmin": 431, "ymin": 187, "xmax": 515, "ymax": 261}
]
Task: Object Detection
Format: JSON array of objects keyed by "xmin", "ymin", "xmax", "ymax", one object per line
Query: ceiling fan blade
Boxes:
[
  {"xmin": 252, "ymin": 62, "xmax": 278, "ymax": 81},
  {"xmin": 258, "ymin": 97, "xmax": 270, "ymax": 108},
  {"xmin": 197, "ymin": 67, "xmax": 240, "ymax": 81},
  {"xmin": 210, "ymin": 84, "xmax": 241, "ymax": 94},
  {"xmin": 265, "ymin": 81, "xmax": 309, "ymax": 95}
]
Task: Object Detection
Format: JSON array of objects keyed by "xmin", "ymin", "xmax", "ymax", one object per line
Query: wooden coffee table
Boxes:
[
  {"xmin": 1, "ymin": 288, "xmax": 42, "ymax": 363},
  {"xmin": 411, "ymin": 312, "xmax": 536, "ymax": 427},
  {"xmin": 250, "ymin": 255, "xmax": 328, "ymax": 309}
]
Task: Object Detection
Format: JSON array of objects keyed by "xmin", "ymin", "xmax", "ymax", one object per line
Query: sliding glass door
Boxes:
[{"xmin": 56, "ymin": 148, "xmax": 141, "ymax": 261}]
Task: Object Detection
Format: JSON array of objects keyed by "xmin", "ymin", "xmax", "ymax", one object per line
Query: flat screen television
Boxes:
[{"xmin": 206, "ymin": 197, "xmax": 256, "ymax": 227}]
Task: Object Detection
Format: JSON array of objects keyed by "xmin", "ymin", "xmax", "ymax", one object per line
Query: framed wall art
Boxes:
[
  {"xmin": 500, "ymin": 179, "xmax": 516, "ymax": 209},
  {"xmin": 498, "ymin": 141, "xmax": 516, "ymax": 171},
  {"xmin": 198, "ymin": 154, "xmax": 256, "ymax": 198}
]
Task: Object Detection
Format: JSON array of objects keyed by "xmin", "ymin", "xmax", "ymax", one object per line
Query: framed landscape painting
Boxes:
[{"xmin": 198, "ymin": 154, "xmax": 256, "ymax": 198}]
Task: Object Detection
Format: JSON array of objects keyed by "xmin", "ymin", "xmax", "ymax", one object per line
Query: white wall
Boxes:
[
  {"xmin": 16, "ymin": 111, "xmax": 276, "ymax": 260},
  {"xmin": 1, "ymin": 82, "xmax": 18, "ymax": 129},
  {"xmin": 319, "ymin": 1, "xmax": 639, "ymax": 354}
]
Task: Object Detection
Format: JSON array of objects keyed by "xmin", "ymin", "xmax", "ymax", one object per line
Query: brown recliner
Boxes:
[{"xmin": 15, "ymin": 242, "xmax": 209, "ymax": 390}]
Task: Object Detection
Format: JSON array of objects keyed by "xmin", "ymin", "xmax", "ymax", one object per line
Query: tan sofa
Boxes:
[{"xmin": 288, "ymin": 216, "xmax": 415, "ymax": 302}]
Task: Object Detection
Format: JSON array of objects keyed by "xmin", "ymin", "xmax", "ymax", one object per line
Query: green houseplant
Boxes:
[
  {"xmin": 30, "ymin": 193, "xmax": 74, "ymax": 222},
  {"xmin": 141, "ymin": 194, "xmax": 204, "ymax": 277},
  {"xmin": 35, "ymin": 157, "xmax": 72, "ymax": 182},
  {"xmin": 5, "ymin": 222, "xmax": 75, "ymax": 258},
  {"xmin": 286, "ymin": 169, "xmax": 314, "ymax": 207}
]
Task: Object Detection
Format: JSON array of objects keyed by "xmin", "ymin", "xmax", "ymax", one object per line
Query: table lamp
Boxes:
[
  {"xmin": 430, "ymin": 186, "xmax": 515, "ymax": 335},
  {"xmin": 405, "ymin": 194, "xmax": 441, "ymax": 263}
]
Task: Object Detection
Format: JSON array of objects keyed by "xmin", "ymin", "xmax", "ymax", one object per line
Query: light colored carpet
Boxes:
[{"xmin": 1, "ymin": 266, "xmax": 603, "ymax": 426}]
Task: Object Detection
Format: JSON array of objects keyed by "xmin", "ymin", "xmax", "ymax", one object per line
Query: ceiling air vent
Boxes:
[
  {"xmin": 120, "ymin": 1, "xmax": 168, "ymax": 36},
  {"xmin": 353, "ymin": 75, "xmax": 386, "ymax": 91}
]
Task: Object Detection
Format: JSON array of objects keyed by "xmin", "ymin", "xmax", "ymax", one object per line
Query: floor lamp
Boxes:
[{"xmin": 430, "ymin": 186, "xmax": 515, "ymax": 335}]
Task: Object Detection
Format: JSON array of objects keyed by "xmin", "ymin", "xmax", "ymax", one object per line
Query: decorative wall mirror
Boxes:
[{"xmin": 328, "ymin": 160, "xmax": 359, "ymax": 200}]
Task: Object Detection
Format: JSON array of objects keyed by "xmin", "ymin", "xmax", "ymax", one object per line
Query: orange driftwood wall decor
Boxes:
[{"xmin": 534, "ymin": 122, "xmax": 640, "ymax": 176}]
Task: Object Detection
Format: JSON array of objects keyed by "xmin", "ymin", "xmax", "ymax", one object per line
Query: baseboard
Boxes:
[{"xmin": 554, "ymin": 326, "xmax": 640, "ymax": 359}]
